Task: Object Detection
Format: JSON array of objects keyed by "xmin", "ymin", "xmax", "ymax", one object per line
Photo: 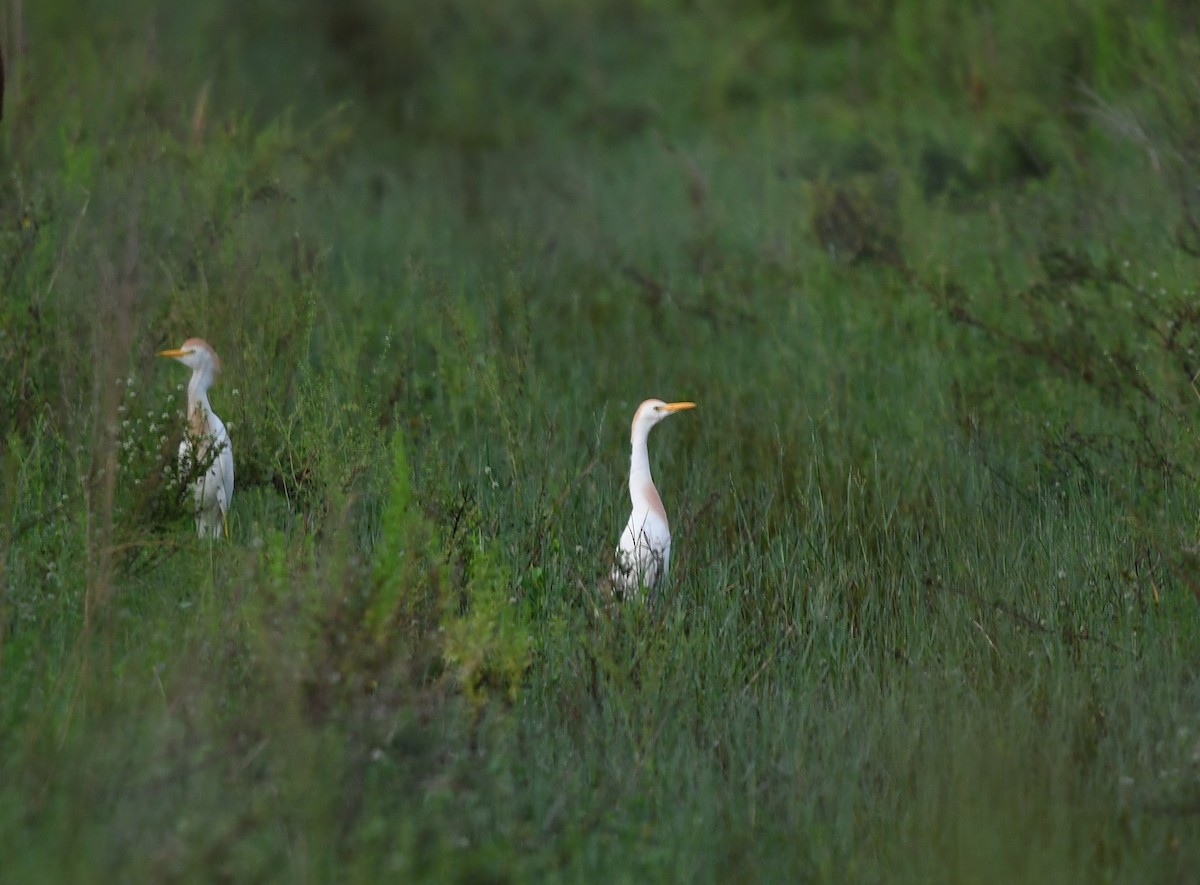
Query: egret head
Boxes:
[
  {"xmin": 631, "ymin": 398, "xmax": 695, "ymax": 441},
  {"xmin": 157, "ymin": 338, "xmax": 221, "ymax": 377}
]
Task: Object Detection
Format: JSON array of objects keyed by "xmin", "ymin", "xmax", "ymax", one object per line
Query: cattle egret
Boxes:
[
  {"xmin": 157, "ymin": 338, "xmax": 234, "ymax": 539},
  {"xmin": 610, "ymin": 399, "xmax": 695, "ymax": 598}
]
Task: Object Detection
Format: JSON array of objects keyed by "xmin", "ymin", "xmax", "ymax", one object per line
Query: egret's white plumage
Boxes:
[
  {"xmin": 610, "ymin": 398, "xmax": 695, "ymax": 598},
  {"xmin": 157, "ymin": 338, "xmax": 234, "ymax": 539}
]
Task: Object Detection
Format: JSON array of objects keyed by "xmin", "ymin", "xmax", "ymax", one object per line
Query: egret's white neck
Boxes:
[
  {"xmin": 187, "ymin": 369, "xmax": 214, "ymax": 418},
  {"xmin": 629, "ymin": 421, "xmax": 655, "ymax": 497}
]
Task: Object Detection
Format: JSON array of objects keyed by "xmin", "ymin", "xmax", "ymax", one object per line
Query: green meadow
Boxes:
[{"xmin": 4, "ymin": 0, "xmax": 1200, "ymax": 880}]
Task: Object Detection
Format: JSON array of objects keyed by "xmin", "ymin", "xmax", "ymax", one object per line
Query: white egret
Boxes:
[
  {"xmin": 610, "ymin": 399, "xmax": 696, "ymax": 598},
  {"xmin": 157, "ymin": 338, "xmax": 234, "ymax": 539}
]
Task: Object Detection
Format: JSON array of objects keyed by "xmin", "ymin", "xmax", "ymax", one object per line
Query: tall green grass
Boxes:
[{"xmin": 3, "ymin": 0, "xmax": 1200, "ymax": 880}]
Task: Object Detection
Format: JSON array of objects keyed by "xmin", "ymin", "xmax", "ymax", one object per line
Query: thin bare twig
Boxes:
[{"xmin": 942, "ymin": 583, "xmax": 1122, "ymax": 653}]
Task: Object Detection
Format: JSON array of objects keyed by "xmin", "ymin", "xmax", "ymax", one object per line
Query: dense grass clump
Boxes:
[{"xmin": 4, "ymin": 0, "xmax": 1200, "ymax": 880}]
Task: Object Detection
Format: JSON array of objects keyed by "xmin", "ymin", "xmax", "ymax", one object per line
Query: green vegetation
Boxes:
[{"xmin": 4, "ymin": 0, "xmax": 1200, "ymax": 879}]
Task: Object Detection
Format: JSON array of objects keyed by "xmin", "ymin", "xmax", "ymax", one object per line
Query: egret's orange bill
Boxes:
[
  {"xmin": 157, "ymin": 348, "xmax": 188, "ymax": 358},
  {"xmin": 658, "ymin": 401, "xmax": 696, "ymax": 413}
]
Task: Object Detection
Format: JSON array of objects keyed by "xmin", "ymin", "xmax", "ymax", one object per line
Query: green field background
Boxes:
[{"xmin": 3, "ymin": 1, "xmax": 1200, "ymax": 881}]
